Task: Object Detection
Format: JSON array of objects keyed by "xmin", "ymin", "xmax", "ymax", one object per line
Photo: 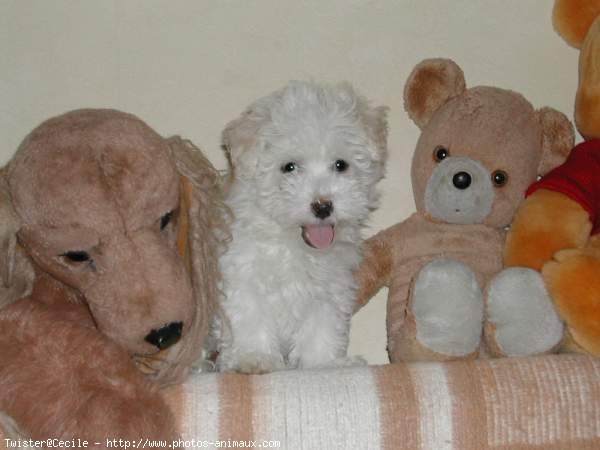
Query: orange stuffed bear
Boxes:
[{"xmin": 505, "ymin": 0, "xmax": 600, "ymax": 355}]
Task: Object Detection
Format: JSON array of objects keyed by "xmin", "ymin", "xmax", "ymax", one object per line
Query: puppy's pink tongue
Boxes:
[{"xmin": 302, "ymin": 225, "xmax": 335, "ymax": 249}]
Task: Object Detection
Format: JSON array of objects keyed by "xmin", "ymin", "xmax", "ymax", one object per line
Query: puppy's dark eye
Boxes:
[
  {"xmin": 160, "ymin": 211, "xmax": 174, "ymax": 230},
  {"xmin": 281, "ymin": 162, "xmax": 296, "ymax": 173},
  {"xmin": 433, "ymin": 146, "xmax": 449, "ymax": 162},
  {"xmin": 62, "ymin": 251, "xmax": 91, "ymax": 262},
  {"xmin": 492, "ymin": 170, "xmax": 508, "ymax": 187},
  {"xmin": 334, "ymin": 159, "xmax": 349, "ymax": 172}
]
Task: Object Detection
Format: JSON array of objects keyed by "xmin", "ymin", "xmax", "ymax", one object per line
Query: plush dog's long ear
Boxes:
[
  {"xmin": 0, "ymin": 168, "xmax": 33, "ymax": 309},
  {"xmin": 0, "ymin": 177, "xmax": 17, "ymax": 289},
  {"xmin": 537, "ymin": 107, "xmax": 575, "ymax": 175},
  {"xmin": 160, "ymin": 136, "xmax": 229, "ymax": 384},
  {"xmin": 404, "ymin": 58, "xmax": 466, "ymax": 129}
]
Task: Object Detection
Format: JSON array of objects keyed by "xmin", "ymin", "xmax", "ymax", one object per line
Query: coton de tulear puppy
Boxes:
[{"xmin": 216, "ymin": 81, "xmax": 388, "ymax": 373}]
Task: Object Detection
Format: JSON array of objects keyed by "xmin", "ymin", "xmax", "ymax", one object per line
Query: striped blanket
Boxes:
[
  {"xmin": 2, "ymin": 355, "xmax": 598, "ymax": 449},
  {"xmin": 165, "ymin": 354, "xmax": 600, "ymax": 450}
]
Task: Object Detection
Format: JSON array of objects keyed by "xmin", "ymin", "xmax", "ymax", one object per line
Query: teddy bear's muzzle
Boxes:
[{"xmin": 424, "ymin": 156, "xmax": 494, "ymax": 225}]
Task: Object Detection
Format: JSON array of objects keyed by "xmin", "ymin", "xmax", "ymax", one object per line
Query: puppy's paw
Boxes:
[{"xmin": 219, "ymin": 351, "xmax": 285, "ymax": 374}]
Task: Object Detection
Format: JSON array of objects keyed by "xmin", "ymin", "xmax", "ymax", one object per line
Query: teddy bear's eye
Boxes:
[
  {"xmin": 334, "ymin": 159, "xmax": 349, "ymax": 172},
  {"xmin": 281, "ymin": 162, "xmax": 297, "ymax": 173},
  {"xmin": 492, "ymin": 170, "xmax": 508, "ymax": 187},
  {"xmin": 160, "ymin": 211, "xmax": 174, "ymax": 230},
  {"xmin": 62, "ymin": 251, "xmax": 91, "ymax": 263},
  {"xmin": 433, "ymin": 146, "xmax": 449, "ymax": 162}
]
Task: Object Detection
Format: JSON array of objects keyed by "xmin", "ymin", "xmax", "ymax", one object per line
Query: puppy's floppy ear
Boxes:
[
  {"xmin": 0, "ymin": 168, "xmax": 33, "ymax": 309},
  {"xmin": 404, "ymin": 58, "xmax": 466, "ymax": 129},
  {"xmin": 162, "ymin": 136, "xmax": 229, "ymax": 384},
  {"xmin": 222, "ymin": 109, "xmax": 265, "ymax": 178},
  {"xmin": 333, "ymin": 81, "xmax": 389, "ymax": 166},
  {"xmin": 536, "ymin": 107, "xmax": 575, "ymax": 176},
  {"xmin": 360, "ymin": 103, "xmax": 389, "ymax": 163}
]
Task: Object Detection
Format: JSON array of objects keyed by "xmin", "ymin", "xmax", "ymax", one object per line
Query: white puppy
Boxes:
[{"xmin": 215, "ymin": 81, "xmax": 388, "ymax": 373}]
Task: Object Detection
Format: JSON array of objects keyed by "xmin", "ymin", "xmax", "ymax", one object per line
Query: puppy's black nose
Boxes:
[
  {"xmin": 311, "ymin": 200, "xmax": 333, "ymax": 219},
  {"xmin": 452, "ymin": 171, "xmax": 472, "ymax": 190},
  {"xmin": 145, "ymin": 321, "xmax": 183, "ymax": 350}
]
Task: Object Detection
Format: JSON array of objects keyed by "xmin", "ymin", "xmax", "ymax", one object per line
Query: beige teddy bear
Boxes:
[{"xmin": 357, "ymin": 58, "xmax": 574, "ymax": 362}]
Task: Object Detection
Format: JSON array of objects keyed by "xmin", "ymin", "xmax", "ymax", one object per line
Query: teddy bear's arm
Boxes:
[
  {"xmin": 505, "ymin": 189, "xmax": 592, "ymax": 270},
  {"xmin": 355, "ymin": 225, "xmax": 399, "ymax": 310}
]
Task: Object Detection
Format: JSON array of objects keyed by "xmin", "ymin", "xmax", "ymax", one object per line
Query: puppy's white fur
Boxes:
[{"xmin": 216, "ymin": 81, "xmax": 388, "ymax": 373}]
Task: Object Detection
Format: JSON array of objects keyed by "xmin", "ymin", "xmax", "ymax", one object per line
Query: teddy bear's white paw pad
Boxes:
[
  {"xmin": 487, "ymin": 267, "xmax": 563, "ymax": 356},
  {"xmin": 412, "ymin": 259, "xmax": 483, "ymax": 356}
]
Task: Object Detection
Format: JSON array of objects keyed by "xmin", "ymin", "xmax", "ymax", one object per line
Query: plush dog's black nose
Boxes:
[
  {"xmin": 311, "ymin": 200, "xmax": 333, "ymax": 219},
  {"xmin": 452, "ymin": 171, "xmax": 472, "ymax": 190},
  {"xmin": 145, "ymin": 321, "xmax": 183, "ymax": 350}
]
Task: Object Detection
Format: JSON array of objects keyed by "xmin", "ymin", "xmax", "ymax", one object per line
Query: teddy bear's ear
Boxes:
[
  {"xmin": 553, "ymin": 0, "xmax": 600, "ymax": 48},
  {"xmin": 404, "ymin": 58, "xmax": 466, "ymax": 129},
  {"xmin": 537, "ymin": 107, "xmax": 575, "ymax": 175}
]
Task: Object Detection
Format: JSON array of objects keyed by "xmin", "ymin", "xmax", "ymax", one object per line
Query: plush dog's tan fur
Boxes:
[{"xmin": 0, "ymin": 110, "xmax": 226, "ymax": 444}]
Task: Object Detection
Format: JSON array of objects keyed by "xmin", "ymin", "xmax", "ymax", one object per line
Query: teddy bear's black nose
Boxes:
[
  {"xmin": 311, "ymin": 200, "xmax": 334, "ymax": 219},
  {"xmin": 452, "ymin": 171, "xmax": 472, "ymax": 190},
  {"xmin": 145, "ymin": 322, "xmax": 183, "ymax": 350}
]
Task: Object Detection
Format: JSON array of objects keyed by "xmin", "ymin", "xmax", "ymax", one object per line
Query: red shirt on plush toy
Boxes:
[{"xmin": 527, "ymin": 139, "xmax": 600, "ymax": 235}]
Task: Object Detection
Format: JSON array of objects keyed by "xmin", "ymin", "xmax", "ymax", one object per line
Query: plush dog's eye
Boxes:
[
  {"xmin": 492, "ymin": 170, "xmax": 508, "ymax": 187},
  {"xmin": 281, "ymin": 162, "xmax": 296, "ymax": 173},
  {"xmin": 62, "ymin": 251, "xmax": 91, "ymax": 262},
  {"xmin": 334, "ymin": 159, "xmax": 349, "ymax": 172},
  {"xmin": 433, "ymin": 146, "xmax": 449, "ymax": 162},
  {"xmin": 160, "ymin": 211, "xmax": 174, "ymax": 230}
]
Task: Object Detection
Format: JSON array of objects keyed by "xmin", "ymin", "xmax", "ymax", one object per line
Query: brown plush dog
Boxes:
[
  {"xmin": 0, "ymin": 109, "xmax": 225, "ymax": 444},
  {"xmin": 357, "ymin": 59, "xmax": 574, "ymax": 362}
]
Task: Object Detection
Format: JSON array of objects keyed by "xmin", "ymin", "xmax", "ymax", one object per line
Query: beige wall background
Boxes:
[{"xmin": 0, "ymin": 1, "xmax": 579, "ymax": 364}]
